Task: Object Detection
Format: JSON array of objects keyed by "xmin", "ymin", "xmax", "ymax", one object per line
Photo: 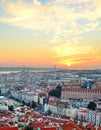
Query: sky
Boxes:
[{"xmin": 0, "ymin": 0, "xmax": 101, "ymax": 69}]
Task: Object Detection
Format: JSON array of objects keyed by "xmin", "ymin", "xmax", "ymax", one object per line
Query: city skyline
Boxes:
[{"xmin": 0, "ymin": 0, "xmax": 101, "ymax": 69}]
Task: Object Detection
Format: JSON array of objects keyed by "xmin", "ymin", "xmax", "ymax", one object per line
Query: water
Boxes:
[
  {"xmin": 0, "ymin": 71, "xmax": 21, "ymax": 74},
  {"xmin": 0, "ymin": 69, "xmax": 55, "ymax": 74}
]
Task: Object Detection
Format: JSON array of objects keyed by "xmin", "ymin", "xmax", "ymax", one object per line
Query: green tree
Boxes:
[
  {"xmin": 8, "ymin": 105, "xmax": 14, "ymax": 111},
  {"xmin": 87, "ymin": 101, "xmax": 97, "ymax": 110},
  {"xmin": 31, "ymin": 101, "xmax": 36, "ymax": 109},
  {"xmin": 47, "ymin": 109, "xmax": 52, "ymax": 115},
  {"xmin": 24, "ymin": 126, "xmax": 33, "ymax": 130},
  {"xmin": 48, "ymin": 84, "xmax": 62, "ymax": 98},
  {"xmin": 56, "ymin": 84, "xmax": 62, "ymax": 90}
]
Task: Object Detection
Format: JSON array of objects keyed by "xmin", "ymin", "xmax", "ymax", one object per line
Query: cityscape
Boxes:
[
  {"xmin": 0, "ymin": 69, "xmax": 101, "ymax": 130},
  {"xmin": 0, "ymin": 0, "xmax": 101, "ymax": 130}
]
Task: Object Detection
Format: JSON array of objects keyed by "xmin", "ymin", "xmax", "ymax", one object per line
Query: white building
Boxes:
[
  {"xmin": 77, "ymin": 108, "xmax": 101, "ymax": 126},
  {"xmin": 0, "ymin": 83, "xmax": 9, "ymax": 94},
  {"xmin": 0, "ymin": 104, "xmax": 8, "ymax": 110},
  {"xmin": 85, "ymin": 110, "xmax": 101, "ymax": 126}
]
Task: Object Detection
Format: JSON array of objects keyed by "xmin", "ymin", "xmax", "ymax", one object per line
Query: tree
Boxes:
[
  {"xmin": 56, "ymin": 84, "xmax": 62, "ymax": 90},
  {"xmin": 8, "ymin": 105, "xmax": 14, "ymax": 111},
  {"xmin": 87, "ymin": 101, "xmax": 97, "ymax": 110},
  {"xmin": 26, "ymin": 102, "xmax": 30, "ymax": 107},
  {"xmin": 31, "ymin": 101, "xmax": 36, "ymax": 109},
  {"xmin": 47, "ymin": 109, "xmax": 52, "ymax": 115},
  {"xmin": 22, "ymin": 100, "xmax": 25, "ymax": 105},
  {"xmin": 48, "ymin": 84, "xmax": 62, "ymax": 98},
  {"xmin": 24, "ymin": 126, "xmax": 33, "ymax": 130}
]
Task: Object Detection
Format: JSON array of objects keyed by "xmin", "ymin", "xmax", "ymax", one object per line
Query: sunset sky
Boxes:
[{"xmin": 0, "ymin": 0, "xmax": 101, "ymax": 69}]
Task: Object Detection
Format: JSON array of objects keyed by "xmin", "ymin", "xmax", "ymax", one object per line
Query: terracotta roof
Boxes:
[
  {"xmin": 98, "ymin": 126, "xmax": 101, "ymax": 130},
  {"xmin": 86, "ymin": 123, "xmax": 96, "ymax": 130},
  {"xmin": 62, "ymin": 122, "xmax": 82, "ymax": 130},
  {"xmin": 62, "ymin": 87, "xmax": 101, "ymax": 92}
]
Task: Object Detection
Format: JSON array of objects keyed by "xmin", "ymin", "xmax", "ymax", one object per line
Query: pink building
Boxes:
[{"xmin": 61, "ymin": 87, "xmax": 101, "ymax": 100}]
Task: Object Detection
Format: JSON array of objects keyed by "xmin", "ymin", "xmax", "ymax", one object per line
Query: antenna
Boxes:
[{"xmin": 54, "ymin": 65, "xmax": 56, "ymax": 73}]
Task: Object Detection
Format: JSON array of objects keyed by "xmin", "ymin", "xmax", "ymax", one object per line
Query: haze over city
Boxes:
[{"xmin": 0, "ymin": 0, "xmax": 101, "ymax": 69}]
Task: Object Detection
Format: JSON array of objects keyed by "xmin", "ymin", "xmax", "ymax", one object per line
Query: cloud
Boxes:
[
  {"xmin": 0, "ymin": 0, "xmax": 101, "ymax": 32},
  {"xmin": 51, "ymin": 40, "xmax": 99, "ymax": 66},
  {"xmin": 52, "ymin": 42, "xmax": 93, "ymax": 57},
  {"xmin": 55, "ymin": 50, "xmax": 99, "ymax": 68},
  {"xmin": 0, "ymin": 0, "xmax": 101, "ymax": 66}
]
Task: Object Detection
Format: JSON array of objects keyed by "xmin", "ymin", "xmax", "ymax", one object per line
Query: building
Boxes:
[
  {"xmin": 61, "ymin": 87, "xmax": 101, "ymax": 100},
  {"xmin": 85, "ymin": 110, "xmax": 101, "ymax": 126},
  {"xmin": 77, "ymin": 108, "xmax": 101, "ymax": 126}
]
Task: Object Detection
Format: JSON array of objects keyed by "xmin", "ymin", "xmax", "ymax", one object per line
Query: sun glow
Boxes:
[
  {"xmin": 67, "ymin": 62, "xmax": 71, "ymax": 67},
  {"xmin": 0, "ymin": 0, "xmax": 101, "ymax": 69},
  {"xmin": 60, "ymin": 60, "xmax": 73, "ymax": 67}
]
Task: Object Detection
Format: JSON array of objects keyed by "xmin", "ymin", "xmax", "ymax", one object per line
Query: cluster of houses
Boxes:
[
  {"xmin": 0, "ymin": 70, "xmax": 101, "ymax": 129},
  {"xmin": 0, "ymin": 104, "xmax": 101, "ymax": 130}
]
